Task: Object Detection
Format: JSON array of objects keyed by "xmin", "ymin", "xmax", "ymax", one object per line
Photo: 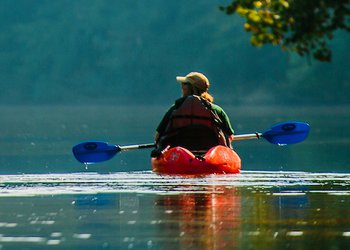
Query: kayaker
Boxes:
[{"xmin": 152, "ymin": 72, "xmax": 234, "ymax": 157}]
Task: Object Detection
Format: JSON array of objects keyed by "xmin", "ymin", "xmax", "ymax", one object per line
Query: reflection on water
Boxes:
[
  {"xmin": 0, "ymin": 171, "xmax": 349, "ymax": 249},
  {"xmin": 155, "ymin": 188, "xmax": 240, "ymax": 249}
]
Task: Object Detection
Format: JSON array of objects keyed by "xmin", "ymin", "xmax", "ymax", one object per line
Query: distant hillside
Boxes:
[{"xmin": 0, "ymin": 0, "xmax": 349, "ymax": 105}]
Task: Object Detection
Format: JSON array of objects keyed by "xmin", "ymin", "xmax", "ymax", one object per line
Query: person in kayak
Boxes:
[{"xmin": 152, "ymin": 72, "xmax": 234, "ymax": 157}]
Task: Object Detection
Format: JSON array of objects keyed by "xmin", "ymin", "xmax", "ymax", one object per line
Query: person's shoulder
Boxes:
[
  {"xmin": 211, "ymin": 102, "xmax": 224, "ymax": 112},
  {"xmin": 175, "ymin": 96, "xmax": 188, "ymax": 102},
  {"xmin": 174, "ymin": 96, "xmax": 189, "ymax": 107}
]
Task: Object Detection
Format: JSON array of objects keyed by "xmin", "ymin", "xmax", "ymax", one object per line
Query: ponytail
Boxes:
[
  {"xmin": 193, "ymin": 86, "xmax": 214, "ymax": 103},
  {"xmin": 201, "ymin": 92, "xmax": 214, "ymax": 103}
]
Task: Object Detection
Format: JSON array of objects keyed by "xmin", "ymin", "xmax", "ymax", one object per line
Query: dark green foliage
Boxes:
[{"xmin": 220, "ymin": 0, "xmax": 350, "ymax": 62}]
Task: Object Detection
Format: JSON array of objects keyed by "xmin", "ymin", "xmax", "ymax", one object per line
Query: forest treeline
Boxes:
[{"xmin": 0, "ymin": 0, "xmax": 349, "ymax": 106}]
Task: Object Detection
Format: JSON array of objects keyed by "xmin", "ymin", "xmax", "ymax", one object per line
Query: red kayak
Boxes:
[{"xmin": 151, "ymin": 145, "xmax": 241, "ymax": 175}]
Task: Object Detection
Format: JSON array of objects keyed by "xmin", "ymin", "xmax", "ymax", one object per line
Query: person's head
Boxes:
[
  {"xmin": 179, "ymin": 81, "xmax": 193, "ymax": 97},
  {"xmin": 176, "ymin": 72, "xmax": 214, "ymax": 102}
]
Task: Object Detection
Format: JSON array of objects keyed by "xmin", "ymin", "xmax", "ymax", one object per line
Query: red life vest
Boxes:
[{"xmin": 160, "ymin": 95, "xmax": 229, "ymax": 150}]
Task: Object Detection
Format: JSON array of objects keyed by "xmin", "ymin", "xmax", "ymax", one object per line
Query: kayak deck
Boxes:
[{"xmin": 151, "ymin": 145, "xmax": 241, "ymax": 175}]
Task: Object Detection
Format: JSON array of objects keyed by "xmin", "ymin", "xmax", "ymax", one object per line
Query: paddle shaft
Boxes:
[
  {"xmin": 118, "ymin": 133, "xmax": 262, "ymax": 151},
  {"xmin": 108, "ymin": 121, "xmax": 309, "ymax": 152},
  {"xmin": 119, "ymin": 143, "xmax": 155, "ymax": 151},
  {"xmin": 119, "ymin": 130, "xmax": 290, "ymax": 150},
  {"xmin": 234, "ymin": 133, "xmax": 262, "ymax": 141}
]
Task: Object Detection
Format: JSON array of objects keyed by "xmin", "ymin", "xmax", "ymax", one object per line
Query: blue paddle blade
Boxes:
[
  {"xmin": 72, "ymin": 141, "xmax": 120, "ymax": 164},
  {"xmin": 262, "ymin": 121, "xmax": 310, "ymax": 145}
]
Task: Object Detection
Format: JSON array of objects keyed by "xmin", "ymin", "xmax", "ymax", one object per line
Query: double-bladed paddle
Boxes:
[{"xmin": 72, "ymin": 121, "xmax": 310, "ymax": 164}]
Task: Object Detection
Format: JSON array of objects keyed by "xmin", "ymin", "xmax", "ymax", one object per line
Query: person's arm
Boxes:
[
  {"xmin": 221, "ymin": 113, "xmax": 234, "ymax": 147},
  {"xmin": 214, "ymin": 104, "xmax": 234, "ymax": 136},
  {"xmin": 155, "ymin": 105, "xmax": 175, "ymax": 144},
  {"xmin": 154, "ymin": 131, "xmax": 160, "ymax": 144}
]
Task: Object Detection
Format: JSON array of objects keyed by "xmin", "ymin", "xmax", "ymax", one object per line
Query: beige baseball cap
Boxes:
[{"xmin": 176, "ymin": 72, "xmax": 210, "ymax": 91}]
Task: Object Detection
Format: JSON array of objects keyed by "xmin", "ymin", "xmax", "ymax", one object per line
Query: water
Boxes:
[
  {"xmin": 0, "ymin": 171, "xmax": 350, "ymax": 249},
  {"xmin": 1, "ymin": 105, "xmax": 349, "ymax": 173},
  {"xmin": 1, "ymin": 105, "xmax": 349, "ymax": 249}
]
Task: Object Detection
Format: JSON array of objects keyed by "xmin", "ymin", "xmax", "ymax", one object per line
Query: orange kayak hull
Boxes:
[{"xmin": 151, "ymin": 145, "xmax": 241, "ymax": 175}]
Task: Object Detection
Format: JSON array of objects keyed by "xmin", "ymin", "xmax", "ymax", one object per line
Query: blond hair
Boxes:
[{"xmin": 193, "ymin": 86, "xmax": 214, "ymax": 103}]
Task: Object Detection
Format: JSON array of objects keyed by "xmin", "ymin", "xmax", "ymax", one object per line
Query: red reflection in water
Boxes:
[{"xmin": 156, "ymin": 187, "xmax": 240, "ymax": 249}]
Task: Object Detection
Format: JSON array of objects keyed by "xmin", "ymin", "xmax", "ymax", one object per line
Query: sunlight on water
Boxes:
[
  {"xmin": 0, "ymin": 171, "xmax": 349, "ymax": 249},
  {"xmin": 0, "ymin": 171, "xmax": 349, "ymax": 196},
  {"xmin": 0, "ymin": 236, "xmax": 46, "ymax": 243}
]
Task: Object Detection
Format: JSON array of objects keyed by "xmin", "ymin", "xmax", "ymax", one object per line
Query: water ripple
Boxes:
[{"xmin": 0, "ymin": 171, "xmax": 349, "ymax": 196}]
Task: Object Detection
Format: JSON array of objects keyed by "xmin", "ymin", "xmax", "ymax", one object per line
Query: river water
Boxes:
[
  {"xmin": 0, "ymin": 105, "xmax": 349, "ymax": 249},
  {"xmin": 0, "ymin": 171, "xmax": 350, "ymax": 249}
]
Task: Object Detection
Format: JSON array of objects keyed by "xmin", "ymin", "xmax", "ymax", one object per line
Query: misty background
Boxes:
[
  {"xmin": 1, "ymin": 0, "xmax": 349, "ymax": 106},
  {"xmin": 0, "ymin": 0, "xmax": 349, "ymax": 173}
]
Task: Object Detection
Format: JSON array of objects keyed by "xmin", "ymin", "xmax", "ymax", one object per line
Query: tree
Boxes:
[{"xmin": 220, "ymin": 0, "xmax": 350, "ymax": 62}]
